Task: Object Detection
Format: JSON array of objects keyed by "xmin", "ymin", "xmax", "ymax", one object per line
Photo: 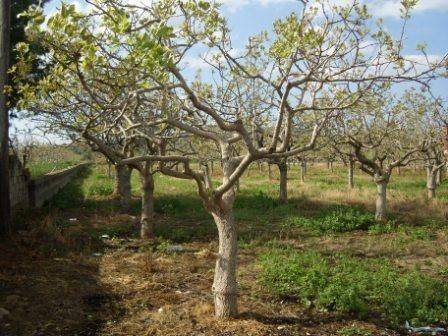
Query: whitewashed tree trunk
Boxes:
[
  {"xmin": 375, "ymin": 178, "xmax": 388, "ymax": 221},
  {"xmin": 278, "ymin": 161, "xmax": 288, "ymax": 203},
  {"xmin": 211, "ymin": 146, "xmax": 238, "ymax": 318},
  {"xmin": 114, "ymin": 164, "xmax": 132, "ymax": 211},
  {"xmin": 427, "ymin": 166, "xmax": 437, "ymax": 199},
  {"xmin": 211, "ymin": 209, "xmax": 238, "ymax": 318},
  {"xmin": 348, "ymin": 159, "xmax": 354, "ymax": 189},
  {"xmin": 140, "ymin": 170, "xmax": 154, "ymax": 239}
]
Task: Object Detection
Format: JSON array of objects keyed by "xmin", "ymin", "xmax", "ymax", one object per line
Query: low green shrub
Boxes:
[
  {"xmin": 259, "ymin": 249, "xmax": 448, "ymax": 327},
  {"xmin": 287, "ymin": 205, "xmax": 375, "ymax": 233}
]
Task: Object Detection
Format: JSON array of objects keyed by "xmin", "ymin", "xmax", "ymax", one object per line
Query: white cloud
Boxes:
[
  {"xmin": 219, "ymin": 0, "xmax": 294, "ymax": 12},
  {"xmin": 369, "ymin": 0, "xmax": 448, "ymax": 18},
  {"xmin": 182, "ymin": 56, "xmax": 212, "ymax": 70}
]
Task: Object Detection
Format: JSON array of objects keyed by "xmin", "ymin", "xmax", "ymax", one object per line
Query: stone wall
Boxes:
[{"xmin": 8, "ymin": 154, "xmax": 88, "ymax": 210}]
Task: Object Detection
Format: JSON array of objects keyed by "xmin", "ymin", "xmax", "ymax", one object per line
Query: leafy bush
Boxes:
[
  {"xmin": 288, "ymin": 205, "xmax": 375, "ymax": 233},
  {"xmin": 260, "ymin": 249, "xmax": 448, "ymax": 327}
]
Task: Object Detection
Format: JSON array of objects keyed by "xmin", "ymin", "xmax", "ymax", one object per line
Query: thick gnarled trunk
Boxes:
[
  {"xmin": 277, "ymin": 161, "xmax": 288, "ymax": 203},
  {"xmin": 114, "ymin": 164, "xmax": 132, "ymax": 211},
  {"xmin": 211, "ymin": 209, "xmax": 238, "ymax": 318},
  {"xmin": 140, "ymin": 171, "xmax": 154, "ymax": 239}
]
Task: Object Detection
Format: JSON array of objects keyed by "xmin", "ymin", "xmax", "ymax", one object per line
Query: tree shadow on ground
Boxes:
[{"xmin": 1, "ymin": 169, "xmax": 125, "ymax": 336}]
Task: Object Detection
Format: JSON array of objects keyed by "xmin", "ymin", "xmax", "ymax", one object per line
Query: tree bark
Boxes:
[
  {"xmin": 268, "ymin": 163, "xmax": 273, "ymax": 181},
  {"xmin": 375, "ymin": 180, "xmax": 388, "ymax": 221},
  {"xmin": 212, "ymin": 209, "xmax": 238, "ymax": 318},
  {"xmin": 210, "ymin": 145, "xmax": 239, "ymax": 318},
  {"xmin": 0, "ymin": 0, "xmax": 11, "ymax": 235},
  {"xmin": 300, "ymin": 159, "xmax": 306, "ymax": 183},
  {"xmin": 427, "ymin": 166, "xmax": 437, "ymax": 199},
  {"xmin": 436, "ymin": 167, "xmax": 442, "ymax": 186},
  {"xmin": 235, "ymin": 178, "xmax": 240, "ymax": 192},
  {"xmin": 348, "ymin": 158, "xmax": 354, "ymax": 189},
  {"xmin": 114, "ymin": 164, "xmax": 132, "ymax": 211},
  {"xmin": 140, "ymin": 170, "xmax": 154, "ymax": 239},
  {"xmin": 278, "ymin": 161, "xmax": 288, "ymax": 203},
  {"xmin": 202, "ymin": 163, "xmax": 212, "ymax": 189}
]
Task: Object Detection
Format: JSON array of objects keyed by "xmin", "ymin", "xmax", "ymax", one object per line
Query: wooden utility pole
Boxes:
[{"xmin": 0, "ymin": 0, "xmax": 11, "ymax": 235}]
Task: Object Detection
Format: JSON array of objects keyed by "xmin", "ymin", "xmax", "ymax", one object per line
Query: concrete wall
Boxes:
[
  {"xmin": 28, "ymin": 163, "xmax": 88, "ymax": 207},
  {"xmin": 9, "ymin": 154, "xmax": 88, "ymax": 210},
  {"xmin": 9, "ymin": 155, "xmax": 31, "ymax": 209}
]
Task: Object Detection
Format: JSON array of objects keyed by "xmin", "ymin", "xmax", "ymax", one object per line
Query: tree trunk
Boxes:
[
  {"xmin": 436, "ymin": 168, "xmax": 442, "ymax": 186},
  {"xmin": 278, "ymin": 161, "xmax": 288, "ymax": 203},
  {"xmin": 427, "ymin": 166, "xmax": 437, "ymax": 199},
  {"xmin": 140, "ymin": 170, "xmax": 155, "ymax": 239},
  {"xmin": 375, "ymin": 181, "xmax": 388, "ymax": 221},
  {"xmin": 203, "ymin": 164, "xmax": 212, "ymax": 189},
  {"xmin": 114, "ymin": 164, "xmax": 132, "ymax": 211},
  {"xmin": 330, "ymin": 161, "xmax": 334, "ymax": 172},
  {"xmin": 0, "ymin": 0, "xmax": 11, "ymax": 235},
  {"xmin": 300, "ymin": 160, "xmax": 306, "ymax": 183},
  {"xmin": 397, "ymin": 166, "xmax": 401, "ymax": 176},
  {"xmin": 211, "ymin": 209, "xmax": 238, "ymax": 318},
  {"xmin": 348, "ymin": 159, "xmax": 354, "ymax": 189},
  {"xmin": 268, "ymin": 164, "xmax": 273, "ymax": 181}
]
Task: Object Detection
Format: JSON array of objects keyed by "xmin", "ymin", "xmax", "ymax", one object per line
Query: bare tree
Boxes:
[{"xmin": 335, "ymin": 92, "xmax": 423, "ymax": 220}]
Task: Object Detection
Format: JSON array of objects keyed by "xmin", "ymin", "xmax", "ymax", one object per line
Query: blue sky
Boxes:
[{"xmin": 14, "ymin": 0, "xmax": 448, "ymax": 142}]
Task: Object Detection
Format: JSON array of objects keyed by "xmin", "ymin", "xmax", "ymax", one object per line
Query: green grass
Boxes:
[
  {"xmin": 284, "ymin": 204, "xmax": 376, "ymax": 233},
  {"xmin": 259, "ymin": 248, "xmax": 448, "ymax": 327}
]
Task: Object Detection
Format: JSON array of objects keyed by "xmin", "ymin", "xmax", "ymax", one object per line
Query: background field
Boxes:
[{"xmin": 2, "ymin": 162, "xmax": 448, "ymax": 336}]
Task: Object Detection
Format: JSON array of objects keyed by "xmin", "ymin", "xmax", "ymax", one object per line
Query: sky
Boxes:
[{"xmin": 13, "ymin": 0, "xmax": 448, "ymax": 143}]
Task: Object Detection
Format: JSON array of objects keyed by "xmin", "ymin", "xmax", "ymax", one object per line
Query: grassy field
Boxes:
[{"xmin": 2, "ymin": 162, "xmax": 448, "ymax": 336}]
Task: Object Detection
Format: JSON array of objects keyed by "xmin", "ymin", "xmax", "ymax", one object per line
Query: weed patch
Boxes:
[
  {"xmin": 286, "ymin": 205, "xmax": 376, "ymax": 233},
  {"xmin": 259, "ymin": 248, "xmax": 448, "ymax": 327}
]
